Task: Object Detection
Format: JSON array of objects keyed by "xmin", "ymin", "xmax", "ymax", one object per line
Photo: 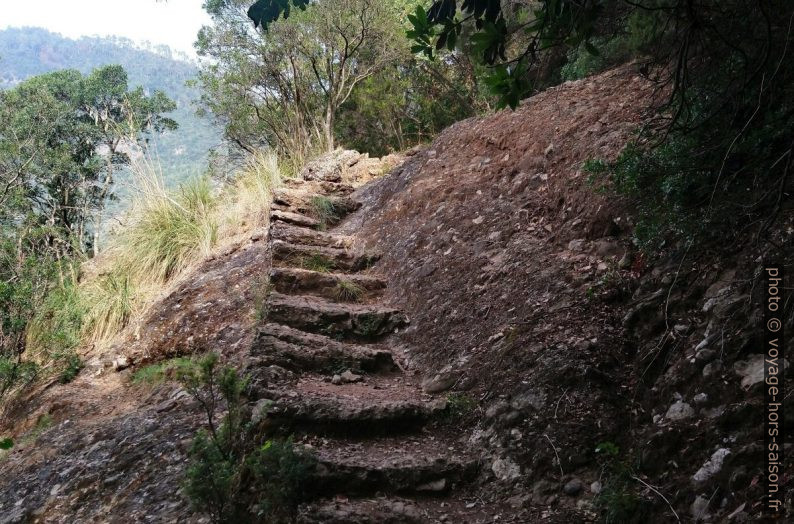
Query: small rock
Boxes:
[
  {"xmin": 691, "ymin": 495, "xmax": 710, "ymax": 520},
  {"xmin": 568, "ymin": 239, "xmax": 586, "ymax": 252},
  {"xmin": 692, "ymin": 448, "xmax": 731, "ymax": 484},
  {"xmin": 703, "ymin": 361, "xmax": 723, "ymax": 378},
  {"xmin": 472, "ymin": 216, "xmax": 484, "ymax": 225},
  {"xmin": 733, "ymin": 354, "xmax": 788, "ymax": 389},
  {"xmin": 492, "ymin": 457, "xmax": 521, "ymax": 481},
  {"xmin": 590, "ymin": 481, "xmax": 602, "ymax": 495},
  {"xmin": 416, "ymin": 478, "xmax": 447, "ymax": 492},
  {"xmin": 112, "ymin": 356, "xmax": 130, "ymax": 371},
  {"xmin": 340, "ymin": 370, "xmax": 362, "ymax": 383},
  {"xmin": 693, "ymin": 393, "xmax": 709, "ymax": 405},
  {"xmin": 487, "ymin": 332, "xmax": 505, "ymax": 343},
  {"xmin": 563, "ymin": 478, "xmax": 583, "ymax": 496},
  {"xmin": 510, "ymin": 391, "xmax": 545, "ymax": 411},
  {"xmin": 485, "ymin": 401, "xmax": 509, "ymax": 420},
  {"xmin": 331, "ymin": 374, "xmax": 343, "ymax": 385},
  {"xmin": 666, "ymin": 401, "xmax": 695, "ymax": 421},
  {"xmin": 695, "ymin": 348, "xmax": 716, "ymax": 364},
  {"xmin": 421, "ymin": 373, "xmax": 457, "ymax": 393}
]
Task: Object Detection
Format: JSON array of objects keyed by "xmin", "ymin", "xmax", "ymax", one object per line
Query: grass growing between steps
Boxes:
[
  {"xmin": 308, "ymin": 196, "xmax": 341, "ymax": 230},
  {"xmin": 333, "ymin": 280, "xmax": 365, "ymax": 302},
  {"xmin": 295, "ymin": 254, "xmax": 337, "ymax": 273},
  {"xmin": 179, "ymin": 353, "xmax": 313, "ymax": 523}
]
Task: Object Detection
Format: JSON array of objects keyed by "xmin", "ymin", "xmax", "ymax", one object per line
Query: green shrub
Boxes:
[
  {"xmin": 131, "ymin": 357, "xmax": 195, "ymax": 386},
  {"xmin": 0, "ymin": 357, "xmax": 38, "ymax": 400},
  {"xmin": 27, "ymin": 277, "xmax": 86, "ymax": 357},
  {"xmin": 561, "ymin": 37, "xmax": 632, "ymax": 82},
  {"xmin": 180, "ymin": 353, "xmax": 312, "ymax": 523},
  {"xmin": 247, "ymin": 438, "xmax": 311, "ymax": 520},
  {"xmin": 59, "ymin": 353, "xmax": 83, "ymax": 383},
  {"xmin": 593, "ymin": 441, "xmax": 652, "ymax": 523},
  {"xmin": 604, "ymin": 140, "xmax": 705, "ymax": 251},
  {"xmin": 443, "ymin": 392, "xmax": 477, "ymax": 420}
]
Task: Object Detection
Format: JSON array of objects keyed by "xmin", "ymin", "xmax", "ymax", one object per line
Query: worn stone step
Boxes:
[
  {"xmin": 257, "ymin": 378, "xmax": 445, "ymax": 431},
  {"xmin": 271, "ymin": 240, "xmax": 379, "ymax": 272},
  {"xmin": 271, "ymin": 209, "xmax": 320, "ymax": 229},
  {"xmin": 283, "ymin": 178, "xmax": 355, "ymax": 196},
  {"xmin": 270, "ymin": 267, "xmax": 386, "ymax": 302},
  {"xmin": 271, "ymin": 222, "xmax": 353, "ymax": 249},
  {"xmin": 302, "ymin": 435, "xmax": 479, "ymax": 496},
  {"xmin": 250, "ymin": 323, "xmax": 396, "ymax": 372},
  {"xmin": 297, "ymin": 498, "xmax": 425, "ymax": 523},
  {"xmin": 271, "ymin": 189, "xmax": 360, "ymax": 219},
  {"xmin": 265, "ymin": 292, "xmax": 407, "ymax": 339},
  {"xmin": 298, "ymin": 496, "xmax": 507, "ymax": 524}
]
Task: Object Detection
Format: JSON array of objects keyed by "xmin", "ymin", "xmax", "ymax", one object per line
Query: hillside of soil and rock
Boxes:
[{"xmin": 1, "ymin": 65, "xmax": 792, "ymax": 523}]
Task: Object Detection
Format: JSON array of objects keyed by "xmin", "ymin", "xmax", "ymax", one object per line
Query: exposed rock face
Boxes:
[{"xmin": 300, "ymin": 148, "xmax": 402, "ymax": 186}]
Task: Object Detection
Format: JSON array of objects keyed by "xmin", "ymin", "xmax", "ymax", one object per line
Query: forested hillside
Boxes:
[{"xmin": 0, "ymin": 27, "xmax": 221, "ymax": 190}]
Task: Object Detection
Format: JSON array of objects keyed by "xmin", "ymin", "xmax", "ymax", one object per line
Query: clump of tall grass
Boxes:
[
  {"xmin": 219, "ymin": 150, "xmax": 282, "ymax": 236},
  {"xmin": 309, "ymin": 196, "xmax": 341, "ymax": 230},
  {"xmin": 80, "ymin": 270, "xmax": 136, "ymax": 345},
  {"xmin": 116, "ymin": 158, "xmax": 218, "ymax": 284},
  {"xmin": 76, "ymin": 151, "xmax": 282, "ymax": 347}
]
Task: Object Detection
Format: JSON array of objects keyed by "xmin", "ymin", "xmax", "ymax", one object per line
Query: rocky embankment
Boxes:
[{"xmin": 1, "ymin": 66, "xmax": 791, "ymax": 522}]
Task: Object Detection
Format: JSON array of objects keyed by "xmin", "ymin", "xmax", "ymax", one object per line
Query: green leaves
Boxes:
[
  {"xmin": 247, "ymin": 0, "xmax": 310, "ymax": 30},
  {"xmin": 407, "ymin": 6, "xmax": 436, "ymax": 58},
  {"xmin": 407, "ymin": 1, "xmax": 607, "ymax": 108},
  {"xmin": 482, "ymin": 61, "xmax": 530, "ymax": 109},
  {"xmin": 0, "ymin": 437, "xmax": 13, "ymax": 450}
]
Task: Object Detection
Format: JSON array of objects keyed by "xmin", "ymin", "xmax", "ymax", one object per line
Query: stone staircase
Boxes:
[{"xmin": 249, "ymin": 178, "xmax": 485, "ymax": 523}]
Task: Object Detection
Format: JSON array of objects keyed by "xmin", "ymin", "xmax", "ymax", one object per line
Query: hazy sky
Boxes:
[{"xmin": 0, "ymin": 0, "xmax": 212, "ymax": 57}]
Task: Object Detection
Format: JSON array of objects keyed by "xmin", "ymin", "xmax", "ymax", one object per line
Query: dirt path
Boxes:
[{"xmin": 254, "ymin": 178, "xmax": 524, "ymax": 523}]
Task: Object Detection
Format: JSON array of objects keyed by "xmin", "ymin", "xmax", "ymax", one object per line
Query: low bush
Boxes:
[{"xmin": 179, "ymin": 353, "xmax": 312, "ymax": 523}]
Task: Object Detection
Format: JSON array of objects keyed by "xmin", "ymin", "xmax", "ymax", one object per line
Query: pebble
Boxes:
[
  {"xmin": 563, "ymin": 478, "xmax": 583, "ymax": 496},
  {"xmin": 666, "ymin": 401, "xmax": 695, "ymax": 421}
]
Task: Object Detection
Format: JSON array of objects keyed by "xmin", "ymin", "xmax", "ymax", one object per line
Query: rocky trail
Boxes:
[{"xmin": 253, "ymin": 178, "xmax": 513, "ymax": 523}]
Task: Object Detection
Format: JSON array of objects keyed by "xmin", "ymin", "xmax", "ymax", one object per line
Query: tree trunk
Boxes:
[{"xmin": 324, "ymin": 106, "xmax": 335, "ymax": 152}]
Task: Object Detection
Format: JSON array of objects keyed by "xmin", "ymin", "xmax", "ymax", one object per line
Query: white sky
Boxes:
[{"xmin": 0, "ymin": 0, "xmax": 211, "ymax": 57}]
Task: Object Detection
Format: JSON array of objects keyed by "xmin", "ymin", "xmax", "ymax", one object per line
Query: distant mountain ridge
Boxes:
[{"xmin": 0, "ymin": 27, "xmax": 221, "ymax": 195}]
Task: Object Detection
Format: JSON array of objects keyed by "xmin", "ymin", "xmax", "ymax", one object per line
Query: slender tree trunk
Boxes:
[{"xmin": 324, "ymin": 105, "xmax": 335, "ymax": 152}]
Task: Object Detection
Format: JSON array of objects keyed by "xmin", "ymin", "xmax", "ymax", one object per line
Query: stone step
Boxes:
[
  {"xmin": 265, "ymin": 292, "xmax": 407, "ymax": 339},
  {"xmin": 271, "ymin": 190, "xmax": 360, "ymax": 219},
  {"xmin": 250, "ymin": 323, "xmax": 396, "ymax": 372},
  {"xmin": 298, "ymin": 496, "xmax": 505, "ymax": 524},
  {"xmin": 271, "ymin": 209, "xmax": 320, "ymax": 229},
  {"xmin": 283, "ymin": 179, "xmax": 356, "ymax": 196},
  {"xmin": 271, "ymin": 222, "xmax": 353, "ymax": 249},
  {"xmin": 271, "ymin": 240, "xmax": 380, "ymax": 272},
  {"xmin": 257, "ymin": 378, "xmax": 445, "ymax": 431},
  {"xmin": 270, "ymin": 267, "xmax": 386, "ymax": 302},
  {"xmin": 302, "ymin": 435, "xmax": 478, "ymax": 496},
  {"xmin": 297, "ymin": 498, "xmax": 425, "ymax": 523}
]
